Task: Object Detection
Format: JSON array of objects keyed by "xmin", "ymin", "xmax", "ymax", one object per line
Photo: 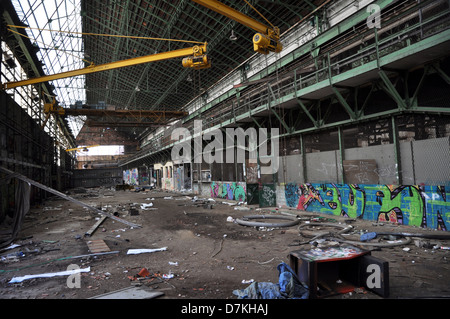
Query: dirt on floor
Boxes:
[{"xmin": 1, "ymin": 186, "xmax": 449, "ymax": 302}]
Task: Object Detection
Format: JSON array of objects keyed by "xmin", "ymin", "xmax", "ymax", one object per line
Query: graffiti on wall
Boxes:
[
  {"xmin": 131, "ymin": 168, "xmax": 138, "ymax": 185},
  {"xmin": 260, "ymin": 184, "xmax": 276, "ymax": 207},
  {"xmin": 284, "ymin": 183, "xmax": 449, "ymax": 231},
  {"xmin": 123, "ymin": 168, "xmax": 139, "ymax": 185},
  {"xmin": 211, "ymin": 182, "xmax": 246, "ymax": 201},
  {"xmin": 164, "ymin": 178, "xmax": 172, "ymax": 189},
  {"xmin": 123, "ymin": 170, "xmax": 130, "ymax": 184}
]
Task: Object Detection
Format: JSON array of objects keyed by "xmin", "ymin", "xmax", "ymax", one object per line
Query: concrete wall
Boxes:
[
  {"xmin": 73, "ymin": 168, "xmax": 122, "ymax": 188},
  {"xmin": 153, "ymin": 162, "xmax": 174, "ymax": 190}
]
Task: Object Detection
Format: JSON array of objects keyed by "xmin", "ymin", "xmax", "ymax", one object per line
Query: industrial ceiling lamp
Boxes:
[{"xmin": 229, "ymin": 30, "xmax": 237, "ymax": 41}]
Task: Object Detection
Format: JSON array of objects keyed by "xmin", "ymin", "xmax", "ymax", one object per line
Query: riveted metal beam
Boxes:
[
  {"xmin": 295, "ymin": 97, "xmax": 320, "ymax": 128},
  {"xmin": 331, "ymin": 86, "xmax": 356, "ymax": 120},
  {"xmin": 379, "ymin": 70, "xmax": 408, "ymax": 110}
]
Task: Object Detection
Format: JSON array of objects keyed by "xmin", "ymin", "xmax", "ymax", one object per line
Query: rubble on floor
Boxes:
[{"xmin": 0, "ymin": 186, "xmax": 449, "ymax": 300}]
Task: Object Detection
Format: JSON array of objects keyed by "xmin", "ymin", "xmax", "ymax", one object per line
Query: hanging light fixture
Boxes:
[{"xmin": 229, "ymin": 30, "xmax": 237, "ymax": 41}]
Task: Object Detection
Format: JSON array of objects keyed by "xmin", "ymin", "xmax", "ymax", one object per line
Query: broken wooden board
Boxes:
[
  {"xmin": 86, "ymin": 239, "xmax": 110, "ymax": 254},
  {"xmin": 89, "ymin": 286, "xmax": 164, "ymax": 299},
  {"xmin": 85, "ymin": 215, "xmax": 107, "ymax": 237}
]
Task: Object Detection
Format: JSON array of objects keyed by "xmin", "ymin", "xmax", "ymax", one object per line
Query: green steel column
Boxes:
[
  {"xmin": 391, "ymin": 116, "xmax": 402, "ymax": 185},
  {"xmin": 300, "ymin": 134, "xmax": 306, "ymax": 183},
  {"xmin": 338, "ymin": 126, "xmax": 345, "ymax": 184}
]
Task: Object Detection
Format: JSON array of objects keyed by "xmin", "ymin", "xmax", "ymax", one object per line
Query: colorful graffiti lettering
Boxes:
[
  {"xmin": 131, "ymin": 168, "xmax": 138, "ymax": 185},
  {"xmin": 211, "ymin": 182, "xmax": 246, "ymax": 201},
  {"xmin": 284, "ymin": 183, "xmax": 449, "ymax": 231}
]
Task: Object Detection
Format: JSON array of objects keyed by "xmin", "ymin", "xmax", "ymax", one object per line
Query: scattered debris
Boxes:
[
  {"xmin": 162, "ymin": 273, "xmax": 175, "ymax": 279},
  {"xmin": 84, "ymin": 215, "xmax": 108, "ymax": 237},
  {"xmin": 1, "ymin": 251, "xmax": 24, "ymax": 263},
  {"xmin": 89, "ymin": 286, "xmax": 164, "ymax": 299},
  {"xmin": 233, "ymin": 263, "xmax": 308, "ymax": 299},
  {"xmin": 8, "ymin": 267, "xmax": 91, "ymax": 284},
  {"xmin": 235, "ymin": 215, "xmax": 300, "ymax": 228},
  {"xmin": 126, "ymin": 247, "xmax": 168, "ymax": 255},
  {"xmin": 226, "ymin": 216, "xmax": 235, "ymax": 223},
  {"xmin": 86, "ymin": 239, "xmax": 111, "ymax": 254},
  {"xmin": 140, "ymin": 203, "xmax": 157, "ymax": 211},
  {"xmin": 234, "ymin": 206, "xmax": 250, "ymax": 211},
  {"xmin": 115, "ymin": 185, "xmax": 134, "ymax": 191},
  {"xmin": 0, "ymin": 243, "xmax": 21, "ymax": 252},
  {"xmin": 0, "ymin": 166, "xmax": 141, "ymax": 229},
  {"xmin": 138, "ymin": 267, "xmax": 150, "ymax": 277},
  {"xmin": 222, "ymin": 202, "xmax": 237, "ymax": 206},
  {"xmin": 128, "ymin": 268, "xmax": 152, "ymax": 281}
]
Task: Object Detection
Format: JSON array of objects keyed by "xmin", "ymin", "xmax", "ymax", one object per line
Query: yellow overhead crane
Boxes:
[
  {"xmin": 191, "ymin": 0, "xmax": 282, "ymax": 54},
  {"xmin": 43, "ymin": 97, "xmax": 188, "ymax": 120},
  {"xmin": 1, "ymin": 43, "xmax": 210, "ymax": 90},
  {"xmin": 65, "ymin": 145, "xmax": 100, "ymax": 152}
]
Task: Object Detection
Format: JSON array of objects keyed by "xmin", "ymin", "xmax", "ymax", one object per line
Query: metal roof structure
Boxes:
[{"xmin": 5, "ymin": 0, "xmax": 327, "ymax": 138}]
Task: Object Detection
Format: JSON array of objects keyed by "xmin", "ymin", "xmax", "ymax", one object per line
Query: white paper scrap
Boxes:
[
  {"xmin": 9, "ymin": 267, "xmax": 91, "ymax": 283},
  {"xmin": 126, "ymin": 247, "xmax": 167, "ymax": 255}
]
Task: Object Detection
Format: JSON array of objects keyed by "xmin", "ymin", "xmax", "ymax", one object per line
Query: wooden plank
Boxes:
[
  {"xmin": 86, "ymin": 239, "xmax": 110, "ymax": 254},
  {"xmin": 85, "ymin": 215, "xmax": 107, "ymax": 237}
]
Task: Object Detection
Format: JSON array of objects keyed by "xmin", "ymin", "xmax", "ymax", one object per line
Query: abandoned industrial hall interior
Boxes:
[{"xmin": 1, "ymin": 0, "xmax": 450, "ymax": 307}]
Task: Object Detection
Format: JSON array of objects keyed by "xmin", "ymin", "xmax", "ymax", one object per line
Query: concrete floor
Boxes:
[{"xmin": 1, "ymin": 186, "xmax": 449, "ymax": 306}]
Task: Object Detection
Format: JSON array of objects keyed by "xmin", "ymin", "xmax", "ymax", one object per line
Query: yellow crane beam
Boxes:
[
  {"xmin": 191, "ymin": 0, "xmax": 282, "ymax": 54},
  {"xmin": 66, "ymin": 144, "xmax": 100, "ymax": 152},
  {"xmin": 43, "ymin": 99, "xmax": 187, "ymax": 121},
  {"xmin": 63, "ymin": 108, "xmax": 188, "ymax": 119},
  {"xmin": 192, "ymin": 0, "xmax": 269, "ymax": 35},
  {"xmin": 2, "ymin": 43, "xmax": 209, "ymax": 90}
]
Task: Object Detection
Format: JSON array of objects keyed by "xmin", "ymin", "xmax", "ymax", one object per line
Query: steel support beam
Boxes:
[
  {"xmin": 295, "ymin": 98, "xmax": 320, "ymax": 128},
  {"xmin": 331, "ymin": 86, "xmax": 357, "ymax": 120},
  {"xmin": 434, "ymin": 64, "xmax": 450, "ymax": 85},
  {"xmin": 379, "ymin": 70, "xmax": 408, "ymax": 110},
  {"xmin": 338, "ymin": 126, "xmax": 345, "ymax": 184},
  {"xmin": 391, "ymin": 116, "xmax": 402, "ymax": 185}
]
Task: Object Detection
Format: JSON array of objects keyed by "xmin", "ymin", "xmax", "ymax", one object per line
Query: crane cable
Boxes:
[
  {"xmin": 242, "ymin": 0, "xmax": 275, "ymax": 30},
  {"xmin": 7, "ymin": 24, "xmax": 205, "ymax": 45},
  {"xmin": 7, "ymin": 27, "xmax": 92, "ymax": 65},
  {"xmin": 7, "ymin": 24, "xmax": 206, "ymax": 67}
]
